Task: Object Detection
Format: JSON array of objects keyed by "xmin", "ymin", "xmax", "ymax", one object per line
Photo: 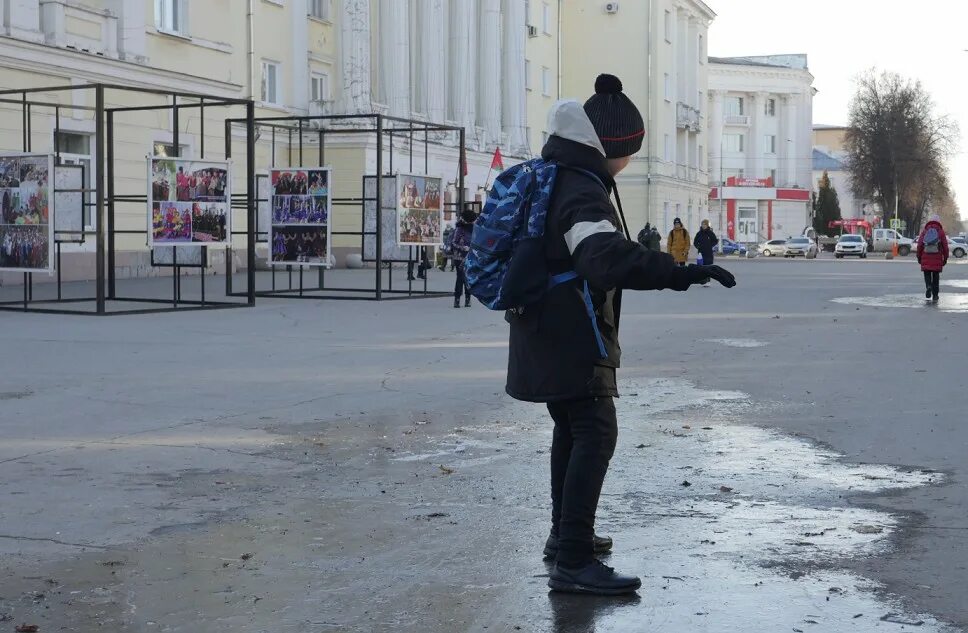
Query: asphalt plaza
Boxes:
[{"xmin": 0, "ymin": 257, "xmax": 966, "ymax": 631}]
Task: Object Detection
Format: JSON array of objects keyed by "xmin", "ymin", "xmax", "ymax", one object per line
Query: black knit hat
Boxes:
[{"xmin": 583, "ymin": 74, "xmax": 645, "ymax": 159}]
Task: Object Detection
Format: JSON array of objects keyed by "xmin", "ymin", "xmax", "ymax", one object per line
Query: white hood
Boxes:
[{"xmin": 546, "ymin": 100, "xmax": 606, "ymax": 157}]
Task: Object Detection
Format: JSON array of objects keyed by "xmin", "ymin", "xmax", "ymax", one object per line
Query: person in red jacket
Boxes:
[{"xmin": 916, "ymin": 214, "xmax": 949, "ymax": 302}]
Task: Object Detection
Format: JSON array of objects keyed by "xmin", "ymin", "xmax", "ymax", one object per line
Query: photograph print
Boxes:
[
  {"xmin": 148, "ymin": 157, "xmax": 231, "ymax": 247},
  {"xmin": 0, "ymin": 153, "xmax": 54, "ymax": 272},
  {"xmin": 396, "ymin": 173, "xmax": 443, "ymax": 246},
  {"xmin": 268, "ymin": 166, "xmax": 331, "ymax": 267}
]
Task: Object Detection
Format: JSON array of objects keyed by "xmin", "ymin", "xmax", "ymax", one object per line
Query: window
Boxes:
[
  {"xmin": 308, "ymin": 0, "xmax": 330, "ymax": 20},
  {"xmin": 765, "ymin": 135, "xmax": 776, "ymax": 154},
  {"xmin": 541, "ymin": 66, "xmax": 550, "ymax": 96},
  {"xmin": 724, "ymin": 168, "xmax": 745, "ymax": 180},
  {"xmin": 664, "ymin": 134, "xmax": 671, "ymax": 161},
  {"xmin": 56, "ymin": 131, "xmax": 90, "ymax": 155},
  {"xmin": 663, "ymin": 73, "xmax": 671, "ymax": 101},
  {"xmin": 698, "ymin": 34, "xmax": 704, "ymax": 62},
  {"xmin": 724, "ymin": 133, "xmax": 744, "ymax": 152},
  {"xmin": 311, "ymin": 72, "xmax": 330, "ymax": 102},
  {"xmin": 725, "ymin": 96, "xmax": 744, "ymax": 116},
  {"xmin": 698, "ymin": 145, "xmax": 704, "ymax": 168},
  {"xmin": 542, "ymin": 2, "xmax": 550, "ymax": 34},
  {"xmin": 664, "ymin": 10, "xmax": 672, "ymax": 42},
  {"xmin": 55, "ymin": 131, "xmax": 94, "ymax": 229},
  {"xmin": 152, "ymin": 142, "xmax": 189, "ymax": 158},
  {"xmin": 261, "ymin": 61, "xmax": 281, "ymax": 105},
  {"xmin": 765, "ymin": 98, "xmax": 776, "ymax": 116},
  {"xmin": 525, "ymin": 59, "xmax": 532, "ymax": 90},
  {"xmin": 769, "ymin": 169, "xmax": 777, "ymax": 185},
  {"xmin": 155, "ymin": 0, "xmax": 188, "ymax": 35},
  {"xmin": 524, "ymin": 0, "xmax": 531, "ymax": 26}
]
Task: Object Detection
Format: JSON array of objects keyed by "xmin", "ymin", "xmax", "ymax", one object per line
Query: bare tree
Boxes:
[{"xmin": 844, "ymin": 70, "xmax": 958, "ymax": 233}]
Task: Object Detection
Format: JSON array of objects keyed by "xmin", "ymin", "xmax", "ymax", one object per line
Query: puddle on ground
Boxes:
[
  {"xmin": 940, "ymin": 279, "xmax": 968, "ymax": 288},
  {"xmin": 0, "ymin": 378, "xmax": 953, "ymax": 632},
  {"xmin": 700, "ymin": 338, "xmax": 769, "ymax": 348},
  {"xmin": 833, "ymin": 293, "xmax": 968, "ymax": 313}
]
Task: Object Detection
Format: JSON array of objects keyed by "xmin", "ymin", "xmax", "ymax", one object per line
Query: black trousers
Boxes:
[
  {"xmin": 547, "ymin": 397, "xmax": 618, "ymax": 567},
  {"xmin": 454, "ymin": 260, "xmax": 470, "ymax": 300},
  {"xmin": 924, "ymin": 271, "xmax": 940, "ymax": 296},
  {"xmin": 700, "ymin": 250, "xmax": 714, "ymax": 265}
]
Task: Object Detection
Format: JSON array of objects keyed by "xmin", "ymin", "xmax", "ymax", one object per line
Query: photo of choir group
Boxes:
[
  {"xmin": 0, "ymin": 154, "xmax": 53, "ymax": 272},
  {"xmin": 269, "ymin": 168, "xmax": 331, "ymax": 266},
  {"xmin": 149, "ymin": 158, "xmax": 231, "ymax": 246},
  {"xmin": 396, "ymin": 174, "xmax": 443, "ymax": 246}
]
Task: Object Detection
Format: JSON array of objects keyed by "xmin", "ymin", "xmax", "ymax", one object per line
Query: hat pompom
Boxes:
[{"xmin": 594, "ymin": 74, "xmax": 623, "ymax": 95}]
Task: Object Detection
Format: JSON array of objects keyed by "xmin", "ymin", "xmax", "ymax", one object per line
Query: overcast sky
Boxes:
[{"xmin": 708, "ymin": 0, "xmax": 968, "ymax": 220}]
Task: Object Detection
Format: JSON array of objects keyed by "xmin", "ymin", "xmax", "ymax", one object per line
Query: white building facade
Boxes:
[
  {"xmin": 706, "ymin": 55, "xmax": 815, "ymax": 243},
  {"xmin": 561, "ymin": 0, "xmax": 715, "ymax": 237}
]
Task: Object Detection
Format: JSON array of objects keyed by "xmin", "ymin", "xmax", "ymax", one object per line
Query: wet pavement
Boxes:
[{"xmin": 0, "ymin": 258, "xmax": 966, "ymax": 631}]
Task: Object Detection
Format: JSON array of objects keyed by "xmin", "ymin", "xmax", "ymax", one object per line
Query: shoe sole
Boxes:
[
  {"xmin": 547, "ymin": 578, "xmax": 640, "ymax": 595},
  {"xmin": 543, "ymin": 545, "xmax": 613, "ymax": 560}
]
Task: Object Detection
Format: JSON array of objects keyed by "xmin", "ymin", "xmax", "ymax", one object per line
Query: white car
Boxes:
[
  {"xmin": 759, "ymin": 239, "xmax": 788, "ymax": 257},
  {"xmin": 950, "ymin": 236, "xmax": 967, "ymax": 259},
  {"xmin": 784, "ymin": 237, "xmax": 818, "ymax": 258},
  {"xmin": 834, "ymin": 234, "xmax": 868, "ymax": 258}
]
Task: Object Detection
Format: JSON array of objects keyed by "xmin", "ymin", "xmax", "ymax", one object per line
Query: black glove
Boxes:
[{"xmin": 688, "ymin": 264, "xmax": 736, "ymax": 288}]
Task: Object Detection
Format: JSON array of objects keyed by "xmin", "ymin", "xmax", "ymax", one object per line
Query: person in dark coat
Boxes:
[
  {"xmin": 506, "ymin": 75, "xmax": 736, "ymax": 596},
  {"xmin": 448, "ymin": 208, "xmax": 475, "ymax": 308},
  {"xmin": 916, "ymin": 214, "xmax": 949, "ymax": 301},
  {"xmin": 693, "ymin": 219, "xmax": 718, "ymax": 265},
  {"xmin": 647, "ymin": 226, "xmax": 661, "ymax": 251},
  {"xmin": 636, "ymin": 222, "xmax": 651, "ymax": 248}
]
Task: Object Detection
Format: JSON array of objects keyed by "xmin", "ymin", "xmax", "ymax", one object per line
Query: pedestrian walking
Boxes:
[
  {"xmin": 647, "ymin": 226, "xmax": 661, "ymax": 252},
  {"xmin": 637, "ymin": 222, "xmax": 652, "ymax": 248},
  {"xmin": 438, "ymin": 225, "xmax": 455, "ymax": 271},
  {"xmin": 693, "ymin": 219, "xmax": 718, "ymax": 265},
  {"xmin": 504, "ymin": 75, "xmax": 736, "ymax": 596},
  {"xmin": 667, "ymin": 217, "xmax": 690, "ymax": 265},
  {"xmin": 448, "ymin": 208, "xmax": 475, "ymax": 308},
  {"xmin": 917, "ymin": 214, "xmax": 949, "ymax": 302}
]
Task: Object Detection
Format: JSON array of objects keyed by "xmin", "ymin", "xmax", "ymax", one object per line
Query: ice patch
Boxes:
[
  {"xmin": 833, "ymin": 293, "xmax": 968, "ymax": 313},
  {"xmin": 702, "ymin": 338, "xmax": 769, "ymax": 348}
]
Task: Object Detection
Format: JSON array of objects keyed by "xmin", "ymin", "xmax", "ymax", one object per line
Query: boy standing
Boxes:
[{"xmin": 505, "ymin": 74, "xmax": 736, "ymax": 595}]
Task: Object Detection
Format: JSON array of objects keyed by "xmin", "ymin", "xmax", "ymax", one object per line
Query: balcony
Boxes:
[
  {"xmin": 39, "ymin": 0, "xmax": 119, "ymax": 58},
  {"xmin": 676, "ymin": 102, "xmax": 701, "ymax": 132},
  {"xmin": 724, "ymin": 114, "xmax": 751, "ymax": 126}
]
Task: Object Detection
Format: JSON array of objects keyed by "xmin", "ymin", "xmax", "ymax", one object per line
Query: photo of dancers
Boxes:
[
  {"xmin": 148, "ymin": 157, "xmax": 231, "ymax": 247},
  {"xmin": 397, "ymin": 173, "xmax": 443, "ymax": 246},
  {"xmin": 0, "ymin": 153, "xmax": 53, "ymax": 272},
  {"xmin": 268, "ymin": 166, "xmax": 331, "ymax": 267},
  {"xmin": 271, "ymin": 226, "xmax": 328, "ymax": 265}
]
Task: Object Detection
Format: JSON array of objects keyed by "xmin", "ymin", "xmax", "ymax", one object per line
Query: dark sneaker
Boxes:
[
  {"xmin": 454, "ymin": 299, "xmax": 461, "ymax": 309},
  {"xmin": 543, "ymin": 534, "xmax": 612, "ymax": 559},
  {"xmin": 933, "ymin": 293, "xmax": 939, "ymax": 302},
  {"xmin": 548, "ymin": 560, "xmax": 641, "ymax": 595},
  {"xmin": 464, "ymin": 297, "xmax": 472, "ymax": 308},
  {"xmin": 926, "ymin": 288, "xmax": 932, "ymax": 299}
]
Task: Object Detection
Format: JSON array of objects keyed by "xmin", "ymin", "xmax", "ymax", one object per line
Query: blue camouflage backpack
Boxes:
[
  {"xmin": 464, "ymin": 158, "xmax": 607, "ymax": 312},
  {"xmin": 923, "ymin": 227, "xmax": 941, "ymax": 254}
]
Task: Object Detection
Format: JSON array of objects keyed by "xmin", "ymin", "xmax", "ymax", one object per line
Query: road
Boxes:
[{"xmin": 0, "ymin": 257, "xmax": 965, "ymax": 632}]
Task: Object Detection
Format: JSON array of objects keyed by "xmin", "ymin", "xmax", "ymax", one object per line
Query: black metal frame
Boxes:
[
  {"xmin": 224, "ymin": 113, "xmax": 465, "ymax": 301},
  {"xmin": 0, "ymin": 83, "xmax": 257, "ymax": 315}
]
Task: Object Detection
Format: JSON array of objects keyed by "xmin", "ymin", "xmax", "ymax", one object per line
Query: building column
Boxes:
[
  {"xmin": 501, "ymin": 0, "xmax": 528, "ymax": 155},
  {"xmin": 290, "ymin": 0, "xmax": 309, "ymax": 111},
  {"xmin": 104, "ymin": 0, "xmax": 146, "ymax": 62},
  {"xmin": 419, "ymin": 0, "xmax": 447, "ymax": 123},
  {"xmin": 785, "ymin": 94, "xmax": 798, "ymax": 187},
  {"xmin": 709, "ymin": 90, "xmax": 724, "ymax": 184},
  {"xmin": 379, "ymin": 0, "xmax": 410, "ymax": 117},
  {"xmin": 749, "ymin": 91, "xmax": 765, "ymax": 179},
  {"xmin": 687, "ymin": 17, "xmax": 698, "ymax": 108},
  {"xmin": 449, "ymin": 0, "xmax": 477, "ymax": 131},
  {"xmin": 338, "ymin": 0, "xmax": 372, "ymax": 114},
  {"xmin": 477, "ymin": 0, "xmax": 502, "ymax": 147}
]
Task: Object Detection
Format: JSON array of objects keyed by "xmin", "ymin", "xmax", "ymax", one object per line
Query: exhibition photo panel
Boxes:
[
  {"xmin": 396, "ymin": 173, "xmax": 443, "ymax": 246},
  {"xmin": 0, "ymin": 154, "xmax": 54, "ymax": 273},
  {"xmin": 148, "ymin": 158, "xmax": 231, "ymax": 247},
  {"xmin": 269, "ymin": 167, "xmax": 331, "ymax": 267}
]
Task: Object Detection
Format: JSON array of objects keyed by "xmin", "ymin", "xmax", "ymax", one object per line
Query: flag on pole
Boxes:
[{"xmin": 483, "ymin": 147, "xmax": 504, "ymax": 193}]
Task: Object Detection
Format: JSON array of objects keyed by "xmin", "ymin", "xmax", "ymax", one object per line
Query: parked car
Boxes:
[
  {"xmin": 759, "ymin": 239, "xmax": 788, "ymax": 257},
  {"xmin": 871, "ymin": 228, "xmax": 914, "ymax": 256},
  {"xmin": 784, "ymin": 237, "xmax": 818, "ymax": 258},
  {"xmin": 834, "ymin": 234, "xmax": 868, "ymax": 258},
  {"xmin": 950, "ymin": 236, "xmax": 967, "ymax": 259},
  {"xmin": 718, "ymin": 238, "xmax": 748, "ymax": 256}
]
